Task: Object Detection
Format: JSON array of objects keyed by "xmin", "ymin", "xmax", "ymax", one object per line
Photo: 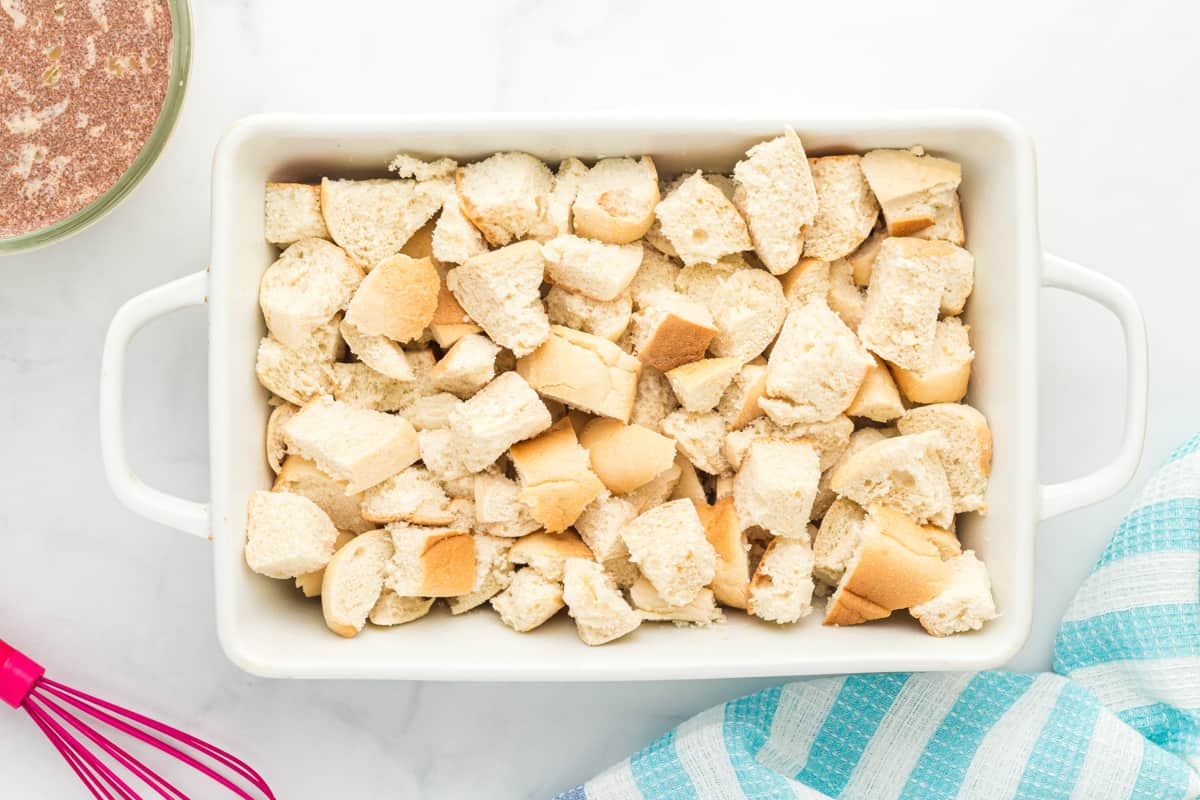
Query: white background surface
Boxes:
[{"xmin": 2, "ymin": 0, "xmax": 1198, "ymax": 797}]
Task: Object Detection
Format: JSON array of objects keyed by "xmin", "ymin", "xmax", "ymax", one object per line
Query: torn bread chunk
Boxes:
[
  {"xmin": 360, "ymin": 466, "xmax": 455, "ymax": 526},
  {"xmin": 661, "ymin": 410, "xmax": 731, "ymax": 475},
  {"xmin": 400, "ymin": 392, "xmax": 462, "ymax": 431},
  {"xmin": 343, "ymin": 253, "xmax": 439, "ymax": 343},
  {"xmin": 546, "ymin": 286, "xmax": 632, "ymax": 342},
  {"xmin": 370, "ymin": 591, "xmax": 435, "ymax": 626},
  {"xmin": 320, "ymin": 178, "xmax": 444, "ymax": 269},
  {"xmin": 516, "ymin": 326, "xmax": 641, "ymax": 422},
  {"xmin": 629, "ymin": 366, "xmax": 679, "ymax": 432},
  {"xmin": 266, "ymin": 402, "xmax": 298, "ymax": 474},
  {"xmin": 431, "ymin": 195, "xmax": 488, "ymax": 265},
  {"xmin": 823, "ymin": 505, "xmax": 950, "ymax": 626},
  {"xmin": 384, "ymin": 523, "xmax": 476, "ymax": 597},
  {"xmin": 725, "ymin": 415, "xmax": 851, "ymax": 473},
  {"xmin": 429, "ymin": 269, "xmax": 483, "ymax": 348},
  {"xmin": 418, "ymin": 428, "xmax": 474, "ymax": 488},
  {"xmin": 321, "ymin": 530, "xmax": 393, "ymax": 637},
  {"xmin": 718, "ymin": 360, "xmax": 768, "ymax": 430},
  {"xmin": 765, "ymin": 301, "xmax": 874, "ymax": 424},
  {"xmin": 707, "ymin": 269, "xmax": 787, "ymax": 363},
  {"xmin": 542, "ymin": 234, "xmax": 643, "ymax": 302},
  {"xmin": 579, "ymin": 418, "xmax": 677, "ymax": 495},
  {"xmin": 528, "ymin": 157, "xmax": 590, "ymax": 242},
  {"xmin": 265, "ymin": 183, "xmax": 328, "ymax": 244},
  {"xmin": 629, "ymin": 292, "xmax": 717, "ymax": 371},
  {"xmin": 654, "ymin": 172, "xmax": 752, "ymax": 266},
  {"xmin": 859, "ymin": 149, "xmax": 962, "ymax": 238},
  {"xmin": 846, "ymin": 355, "xmax": 906, "ymax": 423},
  {"xmin": 446, "ymin": 240, "xmax": 549, "ymax": 357},
  {"xmin": 455, "ymin": 152, "xmax": 554, "ymax": 246},
  {"xmin": 671, "ymin": 453, "xmax": 709, "ymax": 510},
  {"xmin": 830, "ymin": 431, "xmax": 954, "ymax": 528},
  {"xmin": 666, "ymin": 357, "xmax": 741, "ymax": 413},
  {"xmin": 898, "ymin": 403, "xmax": 992, "ymax": 513},
  {"xmin": 449, "ymin": 372, "xmax": 552, "ymax": 473},
  {"xmin": 491, "ymin": 567, "xmax": 565, "ymax": 632},
  {"xmin": 562, "ymin": 558, "xmax": 641, "ymax": 645},
  {"xmin": 571, "ymin": 156, "xmax": 660, "ymax": 244},
  {"xmin": 676, "ymin": 256, "xmax": 742, "ymax": 310},
  {"xmin": 574, "ymin": 492, "xmax": 637, "ymax": 563},
  {"xmin": 704, "ymin": 496, "xmax": 751, "ymax": 609},
  {"xmin": 244, "ymin": 490, "xmax": 339, "ymax": 580},
  {"xmin": 910, "ymin": 551, "xmax": 997, "ymax": 636},
  {"xmin": 628, "ymin": 245, "xmax": 681, "ymax": 310},
  {"xmin": 749, "ymin": 536, "xmax": 816, "ymax": 624},
  {"xmin": 889, "ymin": 317, "xmax": 974, "ymax": 404},
  {"xmin": 447, "ymin": 534, "xmax": 515, "ymax": 614},
  {"xmin": 621, "ymin": 499, "xmax": 716, "ymax": 606},
  {"xmin": 284, "ymin": 397, "xmax": 420, "ymax": 494},
  {"xmin": 857, "ymin": 237, "xmax": 946, "ymax": 371},
  {"xmin": 331, "ymin": 362, "xmax": 420, "ymax": 412},
  {"xmin": 847, "ymin": 227, "xmax": 886, "ymax": 286},
  {"xmin": 622, "ymin": 462, "xmax": 683, "ymax": 514},
  {"xmin": 803, "ymin": 155, "xmax": 880, "ymax": 261},
  {"xmin": 473, "ymin": 469, "xmax": 541, "ymax": 538},
  {"xmin": 813, "ymin": 497, "xmax": 872, "ymax": 587},
  {"xmin": 509, "ymin": 419, "xmax": 605, "ymax": 531},
  {"xmin": 811, "ymin": 427, "xmax": 895, "ymax": 521},
  {"xmin": 732, "ymin": 127, "xmax": 817, "ymax": 274},
  {"xmin": 899, "ymin": 238, "xmax": 976, "ymax": 316},
  {"xmin": 780, "ymin": 257, "xmax": 831, "ymax": 309},
  {"xmin": 630, "ymin": 579, "xmax": 723, "ymax": 626},
  {"xmin": 259, "ymin": 238, "xmax": 362, "ymax": 352},
  {"xmin": 296, "ymin": 530, "xmax": 357, "ymax": 598},
  {"xmin": 509, "ymin": 530, "xmax": 595, "ymax": 581},
  {"xmin": 430, "ymin": 333, "xmax": 500, "ymax": 398},
  {"xmin": 274, "ymin": 456, "xmax": 373, "ymax": 534},
  {"xmin": 826, "ymin": 257, "xmax": 867, "ymax": 331},
  {"xmin": 388, "ymin": 153, "xmax": 457, "ymax": 182},
  {"xmin": 340, "ymin": 320, "xmax": 414, "ymax": 382},
  {"xmin": 734, "ymin": 438, "xmax": 820, "ymax": 539}
]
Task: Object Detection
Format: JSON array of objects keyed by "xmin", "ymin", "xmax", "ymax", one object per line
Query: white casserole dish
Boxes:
[{"xmin": 99, "ymin": 113, "xmax": 1147, "ymax": 681}]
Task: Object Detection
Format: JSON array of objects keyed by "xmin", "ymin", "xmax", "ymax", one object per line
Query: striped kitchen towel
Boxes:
[{"xmin": 558, "ymin": 435, "xmax": 1200, "ymax": 799}]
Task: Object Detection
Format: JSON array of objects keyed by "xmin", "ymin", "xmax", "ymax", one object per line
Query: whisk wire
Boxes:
[
  {"xmin": 26, "ymin": 698, "xmax": 117, "ymax": 800},
  {"xmin": 26, "ymin": 693, "xmax": 140, "ymax": 800}
]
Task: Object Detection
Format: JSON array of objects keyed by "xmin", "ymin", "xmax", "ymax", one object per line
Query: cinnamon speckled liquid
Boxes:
[{"xmin": 1, "ymin": 0, "xmax": 172, "ymax": 237}]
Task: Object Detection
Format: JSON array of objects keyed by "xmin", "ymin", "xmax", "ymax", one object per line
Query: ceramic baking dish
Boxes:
[{"xmin": 98, "ymin": 113, "xmax": 1147, "ymax": 680}]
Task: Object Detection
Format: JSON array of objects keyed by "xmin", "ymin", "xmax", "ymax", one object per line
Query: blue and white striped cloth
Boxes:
[{"xmin": 558, "ymin": 435, "xmax": 1200, "ymax": 799}]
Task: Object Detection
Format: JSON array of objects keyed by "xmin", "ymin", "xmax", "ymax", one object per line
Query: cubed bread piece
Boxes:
[
  {"xmin": 542, "ymin": 235, "xmax": 643, "ymax": 302},
  {"xmin": 847, "ymin": 227, "xmax": 886, "ymax": 286},
  {"xmin": 400, "ymin": 392, "xmax": 462, "ymax": 431},
  {"xmin": 830, "ymin": 431, "xmax": 954, "ymax": 528},
  {"xmin": 446, "ymin": 241, "xmax": 549, "ymax": 357},
  {"xmin": 704, "ymin": 496, "xmax": 751, "ymax": 609},
  {"xmin": 509, "ymin": 530, "xmax": 595, "ymax": 581},
  {"xmin": 889, "ymin": 317, "xmax": 974, "ymax": 404},
  {"xmin": 911, "ymin": 191, "xmax": 965, "ymax": 246},
  {"xmin": 343, "ymin": 253, "xmax": 438, "ymax": 343},
  {"xmin": 643, "ymin": 217, "xmax": 677, "ymax": 258},
  {"xmin": 265, "ymin": 182, "xmax": 329, "ymax": 244},
  {"xmin": 284, "ymin": 397, "xmax": 420, "ymax": 494},
  {"xmin": 491, "ymin": 567, "xmax": 565, "ymax": 632},
  {"xmin": 360, "ymin": 466, "xmax": 454, "ymax": 525},
  {"xmin": 622, "ymin": 462, "xmax": 683, "ymax": 514},
  {"xmin": 527, "ymin": 157, "xmax": 589, "ymax": 242},
  {"xmin": 259, "ymin": 238, "xmax": 362, "ymax": 351},
  {"xmin": 629, "ymin": 292, "xmax": 717, "ymax": 371},
  {"xmin": 446, "ymin": 534, "xmax": 515, "ymax": 615},
  {"xmin": 430, "ymin": 333, "xmax": 500, "ymax": 398},
  {"xmin": 571, "ymin": 156, "xmax": 660, "ymax": 244},
  {"xmin": 455, "ymin": 152, "xmax": 554, "ymax": 246},
  {"xmin": 734, "ymin": 438, "xmax": 820, "ymax": 539},
  {"xmin": 670, "ymin": 453, "xmax": 709, "ymax": 509},
  {"xmin": 295, "ymin": 530, "xmax": 356, "ymax": 598},
  {"xmin": 748, "ymin": 536, "xmax": 816, "ymax": 624},
  {"xmin": 516, "ymin": 326, "xmax": 641, "ymax": 422},
  {"xmin": 826, "ymin": 258, "xmax": 867, "ymax": 331},
  {"xmin": 546, "ymin": 286, "xmax": 632, "ymax": 342},
  {"xmin": 431, "ymin": 196, "xmax": 488, "ymax": 265},
  {"xmin": 859, "ymin": 149, "xmax": 962, "ymax": 238},
  {"xmin": 899, "ymin": 239, "xmax": 976, "ymax": 315},
  {"xmin": 803, "ymin": 155, "xmax": 880, "ymax": 261},
  {"xmin": 765, "ymin": 302, "xmax": 874, "ymax": 424},
  {"xmin": 846, "ymin": 355, "xmax": 905, "ymax": 423},
  {"xmin": 630, "ymin": 579, "xmax": 723, "ymax": 626},
  {"xmin": 574, "ymin": 492, "xmax": 637, "ymax": 563},
  {"xmin": 628, "ymin": 245, "xmax": 681, "ymax": 310},
  {"xmin": 266, "ymin": 402, "xmax": 298, "ymax": 474},
  {"xmin": 707, "ymin": 269, "xmax": 787, "ymax": 363},
  {"xmin": 320, "ymin": 530, "xmax": 393, "ymax": 637},
  {"xmin": 369, "ymin": 591, "xmax": 435, "ymax": 626},
  {"xmin": 823, "ymin": 504, "xmax": 951, "ymax": 626},
  {"xmin": 384, "ymin": 523, "xmax": 476, "ymax": 597},
  {"xmin": 813, "ymin": 497, "xmax": 871, "ymax": 587},
  {"xmin": 811, "ymin": 427, "xmax": 895, "ymax": 521},
  {"xmin": 655, "ymin": 172, "xmax": 752, "ymax": 266},
  {"xmin": 509, "ymin": 419, "xmax": 605, "ymax": 532},
  {"xmin": 339, "ymin": 320, "xmax": 413, "ymax": 382},
  {"xmin": 417, "ymin": 428, "xmax": 474, "ymax": 488},
  {"xmin": 780, "ymin": 257, "xmax": 832, "ymax": 309},
  {"xmin": 320, "ymin": 178, "xmax": 444, "ymax": 269},
  {"xmin": 473, "ymin": 469, "xmax": 541, "ymax": 538},
  {"xmin": 561, "ymin": 558, "xmax": 642, "ymax": 645},
  {"xmin": 732, "ymin": 127, "xmax": 817, "ymax": 274},
  {"xmin": 331, "ymin": 362, "xmax": 419, "ymax": 412},
  {"xmin": 274, "ymin": 456, "xmax": 373, "ymax": 534},
  {"xmin": 717, "ymin": 360, "xmax": 768, "ymax": 430},
  {"xmin": 676, "ymin": 256, "xmax": 742, "ymax": 310},
  {"xmin": 244, "ymin": 490, "xmax": 339, "ymax": 579},
  {"xmin": 661, "ymin": 410, "xmax": 730, "ymax": 475},
  {"xmin": 910, "ymin": 551, "xmax": 997, "ymax": 636},
  {"xmin": 429, "ymin": 269, "xmax": 483, "ymax": 348},
  {"xmin": 629, "ymin": 366, "xmax": 679, "ymax": 432},
  {"xmin": 578, "ymin": 418, "xmax": 677, "ymax": 495},
  {"xmin": 666, "ymin": 357, "xmax": 741, "ymax": 413},
  {"xmin": 898, "ymin": 403, "xmax": 992, "ymax": 513},
  {"xmin": 449, "ymin": 372, "xmax": 552, "ymax": 473},
  {"xmin": 621, "ymin": 499, "xmax": 716, "ymax": 606},
  {"xmin": 725, "ymin": 415, "xmax": 851, "ymax": 473}
]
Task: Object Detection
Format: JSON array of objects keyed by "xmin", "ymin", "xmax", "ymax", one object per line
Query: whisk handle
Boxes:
[{"xmin": 0, "ymin": 641, "xmax": 44, "ymax": 709}]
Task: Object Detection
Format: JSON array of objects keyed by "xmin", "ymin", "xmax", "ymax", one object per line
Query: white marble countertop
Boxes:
[{"xmin": 2, "ymin": 0, "xmax": 1199, "ymax": 796}]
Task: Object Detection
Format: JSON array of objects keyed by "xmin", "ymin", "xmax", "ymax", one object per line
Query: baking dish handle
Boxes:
[
  {"xmin": 1039, "ymin": 253, "xmax": 1148, "ymax": 520},
  {"xmin": 99, "ymin": 271, "xmax": 210, "ymax": 538}
]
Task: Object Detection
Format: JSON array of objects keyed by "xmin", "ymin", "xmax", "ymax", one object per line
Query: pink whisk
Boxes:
[{"xmin": 1, "ymin": 639, "xmax": 275, "ymax": 799}]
